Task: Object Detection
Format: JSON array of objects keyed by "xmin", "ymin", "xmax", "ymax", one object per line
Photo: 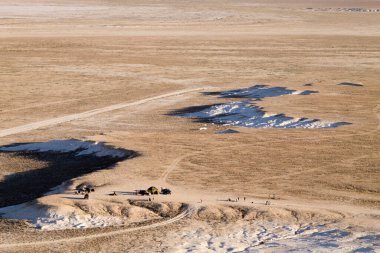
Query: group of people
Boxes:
[
  {"xmin": 219, "ymin": 196, "xmax": 274, "ymax": 206},
  {"xmin": 74, "ymin": 186, "xmax": 95, "ymax": 199},
  {"xmin": 227, "ymin": 196, "xmax": 247, "ymax": 202},
  {"xmin": 80, "ymin": 189, "xmax": 274, "ymax": 205}
]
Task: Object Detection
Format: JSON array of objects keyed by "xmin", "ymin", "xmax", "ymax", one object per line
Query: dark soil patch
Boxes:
[
  {"xmin": 216, "ymin": 129, "xmax": 240, "ymax": 134},
  {"xmin": 337, "ymin": 82, "xmax": 363, "ymax": 87}
]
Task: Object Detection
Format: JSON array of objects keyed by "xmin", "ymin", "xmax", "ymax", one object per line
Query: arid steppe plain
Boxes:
[{"xmin": 0, "ymin": 0, "xmax": 379, "ymax": 252}]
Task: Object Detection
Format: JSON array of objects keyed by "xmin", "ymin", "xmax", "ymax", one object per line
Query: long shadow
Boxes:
[{"xmin": 0, "ymin": 142, "xmax": 138, "ymax": 208}]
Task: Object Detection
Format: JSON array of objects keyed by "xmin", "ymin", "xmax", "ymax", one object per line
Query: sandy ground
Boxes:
[{"xmin": 0, "ymin": 0, "xmax": 379, "ymax": 252}]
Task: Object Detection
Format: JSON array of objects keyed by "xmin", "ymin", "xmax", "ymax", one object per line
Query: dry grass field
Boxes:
[{"xmin": 0, "ymin": 0, "xmax": 379, "ymax": 252}]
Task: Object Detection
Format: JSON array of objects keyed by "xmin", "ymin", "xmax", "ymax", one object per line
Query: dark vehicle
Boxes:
[
  {"xmin": 76, "ymin": 183, "xmax": 95, "ymax": 194},
  {"xmin": 85, "ymin": 187, "xmax": 95, "ymax": 193},
  {"xmin": 138, "ymin": 190, "xmax": 150, "ymax": 196},
  {"xmin": 161, "ymin": 188, "xmax": 172, "ymax": 195},
  {"xmin": 147, "ymin": 186, "xmax": 159, "ymax": 195}
]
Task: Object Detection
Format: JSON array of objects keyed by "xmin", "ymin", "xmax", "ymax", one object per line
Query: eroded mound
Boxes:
[
  {"xmin": 193, "ymin": 205, "xmax": 342, "ymax": 224},
  {"xmin": 0, "ymin": 199, "xmax": 186, "ymax": 230},
  {"xmin": 170, "ymin": 205, "xmax": 380, "ymax": 252}
]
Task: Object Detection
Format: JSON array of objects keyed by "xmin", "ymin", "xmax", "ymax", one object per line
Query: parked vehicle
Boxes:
[
  {"xmin": 138, "ymin": 190, "xmax": 150, "ymax": 196},
  {"xmin": 147, "ymin": 186, "xmax": 159, "ymax": 195},
  {"xmin": 161, "ymin": 188, "xmax": 172, "ymax": 195}
]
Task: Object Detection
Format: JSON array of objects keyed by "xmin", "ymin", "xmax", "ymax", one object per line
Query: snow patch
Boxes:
[
  {"xmin": 44, "ymin": 182, "xmax": 71, "ymax": 196},
  {"xmin": 176, "ymin": 101, "xmax": 350, "ymax": 129},
  {"xmin": 0, "ymin": 202, "xmax": 122, "ymax": 230},
  {"xmin": 203, "ymin": 85, "xmax": 317, "ymax": 99},
  {"xmin": 0, "ymin": 139, "xmax": 127, "ymax": 158},
  {"xmin": 167, "ymin": 222, "xmax": 380, "ymax": 252},
  {"xmin": 171, "ymin": 84, "xmax": 350, "ymax": 129}
]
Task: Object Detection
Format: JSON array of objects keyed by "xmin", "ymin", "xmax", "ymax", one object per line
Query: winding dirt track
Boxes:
[
  {"xmin": 0, "ymin": 207, "xmax": 193, "ymax": 249},
  {"xmin": 0, "ymin": 87, "xmax": 207, "ymax": 138}
]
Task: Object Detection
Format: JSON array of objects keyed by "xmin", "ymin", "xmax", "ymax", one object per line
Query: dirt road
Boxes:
[
  {"xmin": 0, "ymin": 87, "xmax": 207, "ymax": 138},
  {"xmin": 0, "ymin": 206, "xmax": 193, "ymax": 249}
]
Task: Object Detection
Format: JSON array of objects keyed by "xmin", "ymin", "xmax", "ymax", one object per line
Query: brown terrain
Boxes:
[{"xmin": 0, "ymin": 0, "xmax": 379, "ymax": 252}]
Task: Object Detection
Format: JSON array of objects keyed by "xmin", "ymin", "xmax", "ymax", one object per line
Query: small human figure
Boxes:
[
  {"xmin": 84, "ymin": 193, "xmax": 89, "ymax": 199},
  {"xmin": 228, "ymin": 198, "xmax": 231, "ymax": 202},
  {"xmin": 244, "ymin": 197, "xmax": 246, "ymax": 201},
  {"xmin": 238, "ymin": 197, "xmax": 240, "ymax": 201},
  {"xmin": 149, "ymin": 198, "xmax": 151, "ymax": 201}
]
